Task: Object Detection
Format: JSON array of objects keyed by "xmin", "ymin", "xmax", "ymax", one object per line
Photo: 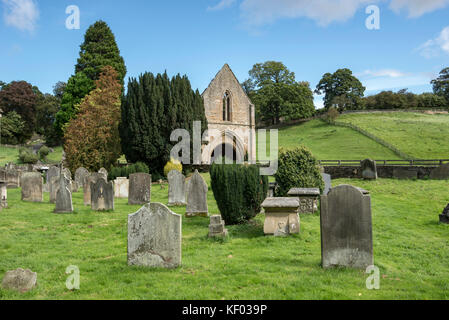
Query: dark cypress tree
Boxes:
[{"xmin": 120, "ymin": 72, "xmax": 208, "ymax": 176}]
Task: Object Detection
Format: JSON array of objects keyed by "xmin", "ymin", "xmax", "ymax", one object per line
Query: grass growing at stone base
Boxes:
[
  {"xmin": 274, "ymin": 120, "xmax": 401, "ymax": 160},
  {"xmin": 1, "ymin": 175, "xmax": 449, "ymax": 300},
  {"xmin": 338, "ymin": 112, "xmax": 449, "ymax": 159}
]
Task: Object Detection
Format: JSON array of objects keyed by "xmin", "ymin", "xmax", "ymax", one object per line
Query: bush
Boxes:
[
  {"xmin": 274, "ymin": 147, "xmax": 324, "ymax": 196},
  {"xmin": 108, "ymin": 162, "xmax": 149, "ymax": 180},
  {"xmin": 323, "ymin": 107, "xmax": 340, "ymax": 123},
  {"xmin": 38, "ymin": 146, "xmax": 50, "ymax": 160},
  {"xmin": 210, "ymin": 163, "xmax": 268, "ymax": 225},
  {"xmin": 18, "ymin": 147, "xmax": 39, "ymax": 164},
  {"xmin": 164, "ymin": 158, "xmax": 183, "ymax": 177}
]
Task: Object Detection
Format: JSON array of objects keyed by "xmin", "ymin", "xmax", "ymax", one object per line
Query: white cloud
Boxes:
[
  {"xmin": 2, "ymin": 0, "xmax": 39, "ymax": 32},
  {"xmin": 357, "ymin": 69, "xmax": 432, "ymax": 92},
  {"xmin": 358, "ymin": 69, "xmax": 409, "ymax": 78},
  {"xmin": 210, "ymin": 0, "xmax": 449, "ymax": 27},
  {"xmin": 207, "ymin": 0, "xmax": 236, "ymax": 12},
  {"xmin": 417, "ymin": 26, "xmax": 449, "ymax": 58},
  {"xmin": 389, "ymin": 0, "xmax": 449, "ymax": 18}
]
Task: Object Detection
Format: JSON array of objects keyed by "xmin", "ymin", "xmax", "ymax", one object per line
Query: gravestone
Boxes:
[
  {"xmin": 361, "ymin": 159, "xmax": 377, "ymax": 180},
  {"xmin": 128, "ymin": 203, "xmax": 182, "ymax": 268},
  {"xmin": 208, "ymin": 215, "xmax": 228, "ymax": 238},
  {"xmin": 47, "ymin": 166, "xmax": 59, "ymax": 186},
  {"xmin": 186, "ymin": 170, "xmax": 208, "ymax": 217},
  {"xmin": 91, "ymin": 178, "xmax": 114, "ymax": 211},
  {"xmin": 393, "ymin": 168, "xmax": 418, "ymax": 180},
  {"xmin": 5, "ymin": 169, "xmax": 20, "ymax": 188},
  {"xmin": 168, "ymin": 170, "xmax": 186, "ymax": 206},
  {"xmin": 128, "ymin": 173, "xmax": 152, "ymax": 205},
  {"xmin": 1, "ymin": 268, "xmax": 37, "ymax": 293},
  {"xmin": 75, "ymin": 167, "xmax": 90, "ymax": 189},
  {"xmin": 321, "ymin": 173, "xmax": 332, "ymax": 195},
  {"xmin": 49, "ymin": 176, "xmax": 59, "ymax": 203},
  {"xmin": 21, "ymin": 172, "xmax": 43, "ymax": 202},
  {"xmin": 430, "ymin": 163, "xmax": 449, "ymax": 180},
  {"xmin": 114, "ymin": 177, "xmax": 129, "ymax": 198},
  {"xmin": 267, "ymin": 182, "xmax": 277, "ymax": 198},
  {"xmin": 98, "ymin": 168, "xmax": 108, "ymax": 181},
  {"xmin": 320, "ymin": 185, "xmax": 373, "ymax": 269},
  {"xmin": 439, "ymin": 204, "xmax": 449, "ymax": 224},
  {"xmin": 0, "ymin": 182, "xmax": 7, "ymax": 210},
  {"xmin": 54, "ymin": 174, "xmax": 73, "ymax": 214},
  {"xmin": 287, "ymin": 188, "xmax": 320, "ymax": 214},
  {"xmin": 262, "ymin": 197, "xmax": 300, "ymax": 236},
  {"xmin": 83, "ymin": 173, "xmax": 103, "ymax": 206}
]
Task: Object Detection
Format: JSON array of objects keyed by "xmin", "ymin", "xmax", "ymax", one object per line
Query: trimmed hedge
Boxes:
[
  {"xmin": 108, "ymin": 162, "xmax": 149, "ymax": 181},
  {"xmin": 274, "ymin": 146, "xmax": 324, "ymax": 196},
  {"xmin": 210, "ymin": 163, "xmax": 268, "ymax": 225}
]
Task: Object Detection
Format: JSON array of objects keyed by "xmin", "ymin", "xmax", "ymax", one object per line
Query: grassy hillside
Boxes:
[
  {"xmin": 338, "ymin": 112, "xmax": 449, "ymax": 159},
  {"xmin": 0, "ymin": 145, "xmax": 63, "ymax": 166},
  {"xmin": 1, "ymin": 175, "xmax": 448, "ymax": 299},
  {"xmin": 275, "ymin": 119, "xmax": 401, "ymax": 160}
]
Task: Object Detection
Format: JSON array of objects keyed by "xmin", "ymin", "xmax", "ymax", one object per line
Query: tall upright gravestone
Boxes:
[
  {"xmin": 320, "ymin": 185, "xmax": 373, "ymax": 269},
  {"xmin": 128, "ymin": 203, "xmax": 182, "ymax": 268},
  {"xmin": 114, "ymin": 177, "xmax": 129, "ymax": 198},
  {"xmin": 54, "ymin": 173, "xmax": 73, "ymax": 214},
  {"xmin": 21, "ymin": 172, "xmax": 43, "ymax": 203},
  {"xmin": 84, "ymin": 173, "xmax": 103, "ymax": 206},
  {"xmin": 91, "ymin": 178, "xmax": 114, "ymax": 211},
  {"xmin": 75, "ymin": 167, "xmax": 90, "ymax": 189},
  {"xmin": 98, "ymin": 168, "xmax": 108, "ymax": 181},
  {"xmin": 185, "ymin": 170, "xmax": 208, "ymax": 217},
  {"xmin": 128, "ymin": 173, "xmax": 151, "ymax": 205},
  {"xmin": 361, "ymin": 159, "xmax": 377, "ymax": 180},
  {"xmin": 168, "ymin": 170, "xmax": 186, "ymax": 206},
  {"xmin": 0, "ymin": 182, "xmax": 7, "ymax": 210}
]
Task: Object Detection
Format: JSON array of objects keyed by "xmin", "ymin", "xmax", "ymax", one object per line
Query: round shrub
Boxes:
[
  {"xmin": 38, "ymin": 145, "xmax": 50, "ymax": 160},
  {"xmin": 211, "ymin": 163, "xmax": 268, "ymax": 225},
  {"xmin": 18, "ymin": 147, "xmax": 39, "ymax": 164},
  {"xmin": 274, "ymin": 146, "xmax": 324, "ymax": 196},
  {"xmin": 164, "ymin": 158, "xmax": 183, "ymax": 177}
]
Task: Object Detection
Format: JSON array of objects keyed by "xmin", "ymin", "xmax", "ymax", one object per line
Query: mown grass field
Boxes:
[
  {"xmin": 1, "ymin": 174, "xmax": 448, "ymax": 300},
  {"xmin": 274, "ymin": 119, "xmax": 401, "ymax": 160},
  {"xmin": 338, "ymin": 112, "xmax": 449, "ymax": 159},
  {"xmin": 0, "ymin": 145, "xmax": 63, "ymax": 166}
]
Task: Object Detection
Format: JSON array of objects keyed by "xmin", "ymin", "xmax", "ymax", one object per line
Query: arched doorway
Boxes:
[{"xmin": 211, "ymin": 143, "xmax": 238, "ymax": 163}]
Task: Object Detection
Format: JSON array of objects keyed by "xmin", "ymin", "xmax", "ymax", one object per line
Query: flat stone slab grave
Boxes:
[
  {"xmin": 128, "ymin": 203, "xmax": 182, "ymax": 269},
  {"xmin": 262, "ymin": 197, "xmax": 300, "ymax": 236},
  {"xmin": 287, "ymin": 188, "xmax": 320, "ymax": 214},
  {"xmin": 320, "ymin": 184, "xmax": 374, "ymax": 269}
]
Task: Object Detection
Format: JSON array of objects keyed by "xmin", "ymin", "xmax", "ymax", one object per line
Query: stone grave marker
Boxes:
[
  {"xmin": 1, "ymin": 268, "xmax": 37, "ymax": 293},
  {"xmin": 439, "ymin": 204, "xmax": 449, "ymax": 224},
  {"xmin": 98, "ymin": 168, "xmax": 108, "ymax": 181},
  {"xmin": 128, "ymin": 173, "xmax": 152, "ymax": 205},
  {"xmin": 21, "ymin": 172, "xmax": 43, "ymax": 202},
  {"xmin": 168, "ymin": 170, "xmax": 186, "ymax": 206},
  {"xmin": 0, "ymin": 181, "xmax": 7, "ymax": 209},
  {"xmin": 287, "ymin": 188, "xmax": 320, "ymax": 214},
  {"xmin": 361, "ymin": 159, "xmax": 378, "ymax": 180},
  {"xmin": 321, "ymin": 173, "xmax": 332, "ymax": 195},
  {"xmin": 128, "ymin": 203, "xmax": 182, "ymax": 268},
  {"xmin": 91, "ymin": 178, "xmax": 114, "ymax": 211},
  {"xmin": 320, "ymin": 184, "xmax": 373, "ymax": 269},
  {"xmin": 208, "ymin": 215, "xmax": 228, "ymax": 238},
  {"xmin": 114, "ymin": 177, "xmax": 129, "ymax": 198},
  {"xmin": 54, "ymin": 173, "xmax": 73, "ymax": 214},
  {"xmin": 261, "ymin": 197, "xmax": 300, "ymax": 236},
  {"xmin": 75, "ymin": 167, "xmax": 90, "ymax": 189},
  {"xmin": 83, "ymin": 173, "xmax": 103, "ymax": 206},
  {"xmin": 186, "ymin": 170, "xmax": 208, "ymax": 217}
]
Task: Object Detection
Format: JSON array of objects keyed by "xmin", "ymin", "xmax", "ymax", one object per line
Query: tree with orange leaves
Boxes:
[{"xmin": 64, "ymin": 66, "xmax": 122, "ymax": 174}]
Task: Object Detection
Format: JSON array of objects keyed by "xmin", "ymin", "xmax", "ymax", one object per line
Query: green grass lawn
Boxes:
[
  {"xmin": 1, "ymin": 173, "xmax": 449, "ymax": 300},
  {"xmin": 338, "ymin": 112, "xmax": 449, "ymax": 159},
  {"xmin": 0, "ymin": 146, "xmax": 20, "ymax": 166},
  {"xmin": 274, "ymin": 119, "xmax": 401, "ymax": 160}
]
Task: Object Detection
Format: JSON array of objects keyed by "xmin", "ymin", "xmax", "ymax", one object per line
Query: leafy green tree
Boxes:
[
  {"xmin": 0, "ymin": 81, "xmax": 5, "ymax": 89},
  {"xmin": 54, "ymin": 20, "xmax": 126, "ymax": 139},
  {"xmin": 120, "ymin": 72, "xmax": 207, "ymax": 176},
  {"xmin": 0, "ymin": 81, "xmax": 37, "ymax": 141},
  {"xmin": 53, "ymin": 81, "xmax": 67, "ymax": 99},
  {"xmin": 36, "ymin": 93, "xmax": 62, "ymax": 146},
  {"xmin": 244, "ymin": 61, "xmax": 315, "ymax": 125},
  {"xmin": 0, "ymin": 111, "xmax": 25, "ymax": 145},
  {"xmin": 431, "ymin": 68, "xmax": 449, "ymax": 104},
  {"xmin": 315, "ymin": 68, "xmax": 366, "ymax": 110}
]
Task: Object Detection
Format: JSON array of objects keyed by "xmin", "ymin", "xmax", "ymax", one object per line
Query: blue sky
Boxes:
[{"xmin": 1, "ymin": 0, "xmax": 448, "ymax": 108}]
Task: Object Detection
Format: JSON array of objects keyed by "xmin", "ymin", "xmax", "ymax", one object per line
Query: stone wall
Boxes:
[{"xmin": 324, "ymin": 165, "xmax": 438, "ymax": 179}]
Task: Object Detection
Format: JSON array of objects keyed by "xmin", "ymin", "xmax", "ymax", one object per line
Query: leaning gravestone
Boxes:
[
  {"xmin": 320, "ymin": 185, "xmax": 373, "ymax": 269},
  {"xmin": 321, "ymin": 173, "xmax": 332, "ymax": 195},
  {"xmin": 361, "ymin": 159, "xmax": 377, "ymax": 180},
  {"xmin": 83, "ymin": 173, "xmax": 103, "ymax": 206},
  {"xmin": 98, "ymin": 168, "xmax": 108, "ymax": 181},
  {"xmin": 21, "ymin": 172, "xmax": 43, "ymax": 202},
  {"xmin": 1, "ymin": 268, "xmax": 37, "ymax": 293},
  {"xmin": 168, "ymin": 170, "xmax": 186, "ymax": 206},
  {"xmin": 128, "ymin": 203, "xmax": 182, "ymax": 268},
  {"xmin": 114, "ymin": 177, "xmax": 129, "ymax": 198},
  {"xmin": 75, "ymin": 167, "xmax": 90, "ymax": 190},
  {"xmin": 0, "ymin": 181, "xmax": 7, "ymax": 209},
  {"xmin": 186, "ymin": 170, "xmax": 208, "ymax": 217},
  {"xmin": 91, "ymin": 178, "xmax": 114, "ymax": 211},
  {"xmin": 439, "ymin": 204, "xmax": 449, "ymax": 224},
  {"xmin": 430, "ymin": 163, "xmax": 449, "ymax": 180},
  {"xmin": 128, "ymin": 173, "xmax": 152, "ymax": 205},
  {"xmin": 54, "ymin": 174, "xmax": 73, "ymax": 214}
]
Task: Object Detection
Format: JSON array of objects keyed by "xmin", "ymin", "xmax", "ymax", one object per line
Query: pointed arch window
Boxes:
[{"xmin": 222, "ymin": 91, "xmax": 232, "ymax": 122}]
